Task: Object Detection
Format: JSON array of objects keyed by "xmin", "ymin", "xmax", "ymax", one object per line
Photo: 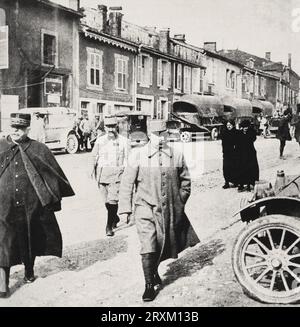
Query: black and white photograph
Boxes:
[{"xmin": 0, "ymin": 0, "xmax": 300, "ymax": 313}]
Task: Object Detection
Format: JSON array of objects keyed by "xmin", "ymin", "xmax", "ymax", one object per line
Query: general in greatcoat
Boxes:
[
  {"xmin": 0, "ymin": 113, "xmax": 74, "ymax": 298},
  {"xmin": 118, "ymin": 120, "xmax": 199, "ymax": 302}
]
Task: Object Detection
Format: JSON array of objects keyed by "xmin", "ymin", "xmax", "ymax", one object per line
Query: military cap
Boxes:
[
  {"xmin": 148, "ymin": 120, "xmax": 167, "ymax": 133},
  {"xmin": 10, "ymin": 112, "xmax": 31, "ymax": 128},
  {"xmin": 104, "ymin": 115, "xmax": 118, "ymax": 126}
]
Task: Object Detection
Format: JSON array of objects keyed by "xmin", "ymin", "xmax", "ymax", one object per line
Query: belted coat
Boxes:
[
  {"xmin": 118, "ymin": 142, "xmax": 199, "ymax": 263},
  {"xmin": 0, "ymin": 136, "xmax": 74, "ymax": 267}
]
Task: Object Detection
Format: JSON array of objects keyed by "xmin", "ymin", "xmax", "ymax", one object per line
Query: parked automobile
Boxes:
[{"xmin": 19, "ymin": 107, "xmax": 79, "ymax": 153}]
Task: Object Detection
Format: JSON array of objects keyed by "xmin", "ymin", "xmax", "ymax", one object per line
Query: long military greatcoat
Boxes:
[
  {"xmin": 0, "ymin": 136, "xmax": 74, "ymax": 267},
  {"xmin": 118, "ymin": 142, "xmax": 199, "ymax": 263}
]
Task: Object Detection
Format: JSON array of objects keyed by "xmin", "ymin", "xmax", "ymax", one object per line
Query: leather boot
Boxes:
[
  {"xmin": 110, "ymin": 204, "xmax": 120, "ymax": 229},
  {"xmin": 105, "ymin": 203, "xmax": 114, "ymax": 237},
  {"xmin": 141, "ymin": 253, "xmax": 157, "ymax": 301}
]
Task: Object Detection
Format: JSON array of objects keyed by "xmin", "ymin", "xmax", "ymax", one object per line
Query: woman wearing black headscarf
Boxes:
[
  {"xmin": 235, "ymin": 120, "xmax": 259, "ymax": 192},
  {"xmin": 220, "ymin": 119, "xmax": 238, "ymax": 189}
]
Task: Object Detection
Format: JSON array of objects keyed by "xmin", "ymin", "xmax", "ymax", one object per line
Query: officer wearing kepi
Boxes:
[
  {"xmin": 91, "ymin": 115, "xmax": 131, "ymax": 237},
  {"xmin": 118, "ymin": 120, "xmax": 200, "ymax": 302},
  {"xmin": 0, "ymin": 113, "xmax": 75, "ymax": 298}
]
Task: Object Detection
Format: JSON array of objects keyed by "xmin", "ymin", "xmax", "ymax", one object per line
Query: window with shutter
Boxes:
[
  {"xmin": 114, "ymin": 54, "xmax": 129, "ymax": 91},
  {"xmin": 192, "ymin": 68, "xmax": 200, "ymax": 94},
  {"xmin": 137, "ymin": 54, "xmax": 142, "ymax": 84},
  {"xmin": 157, "ymin": 59, "xmax": 162, "ymax": 87},
  {"xmin": 87, "ymin": 48, "xmax": 103, "ymax": 89},
  {"xmin": 149, "ymin": 57, "xmax": 153, "ymax": 86}
]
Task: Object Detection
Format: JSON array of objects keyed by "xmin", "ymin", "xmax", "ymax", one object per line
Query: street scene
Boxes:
[{"xmin": 0, "ymin": 0, "xmax": 300, "ymax": 308}]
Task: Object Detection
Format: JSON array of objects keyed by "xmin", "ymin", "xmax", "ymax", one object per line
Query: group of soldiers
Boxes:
[{"xmin": 0, "ymin": 113, "xmax": 199, "ymax": 302}]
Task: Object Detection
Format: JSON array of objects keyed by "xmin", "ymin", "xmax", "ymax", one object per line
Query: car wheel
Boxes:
[
  {"xmin": 232, "ymin": 215, "xmax": 300, "ymax": 304},
  {"xmin": 211, "ymin": 128, "xmax": 219, "ymax": 141},
  {"xmin": 66, "ymin": 134, "xmax": 79, "ymax": 154},
  {"xmin": 180, "ymin": 131, "xmax": 191, "ymax": 143}
]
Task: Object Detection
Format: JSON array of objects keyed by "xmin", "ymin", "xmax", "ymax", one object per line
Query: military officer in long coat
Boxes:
[
  {"xmin": 118, "ymin": 120, "xmax": 200, "ymax": 302},
  {"xmin": 91, "ymin": 116, "xmax": 130, "ymax": 236},
  {"xmin": 0, "ymin": 113, "xmax": 74, "ymax": 298}
]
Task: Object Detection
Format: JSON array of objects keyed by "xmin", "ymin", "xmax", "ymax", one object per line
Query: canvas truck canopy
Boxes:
[
  {"xmin": 260, "ymin": 101, "xmax": 274, "ymax": 117},
  {"xmin": 173, "ymin": 95, "xmax": 224, "ymax": 118},
  {"xmin": 221, "ymin": 96, "xmax": 253, "ymax": 118},
  {"xmin": 251, "ymin": 99, "xmax": 264, "ymax": 114}
]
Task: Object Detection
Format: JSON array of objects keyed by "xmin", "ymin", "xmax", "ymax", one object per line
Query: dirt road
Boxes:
[{"xmin": 2, "ymin": 137, "xmax": 300, "ymax": 307}]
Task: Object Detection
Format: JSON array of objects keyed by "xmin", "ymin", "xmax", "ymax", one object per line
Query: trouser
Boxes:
[{"xmin": 280, "ymin": 140, "xmax": 286, "ymax": 156}]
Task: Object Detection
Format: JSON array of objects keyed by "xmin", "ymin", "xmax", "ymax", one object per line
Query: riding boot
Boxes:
[
  {"xmin": 105, "ymin": 203, "xmax": 114, "ymax": 237},
  {"xmin": 109, "ymin": 204, "xmax": 120, "ymax": 229},
  {"xmin": 141, "ymin": 253, "xmax": 157, "ymax": 301}
]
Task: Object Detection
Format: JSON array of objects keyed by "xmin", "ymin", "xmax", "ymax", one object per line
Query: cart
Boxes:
[{"xmin": 232, "ymin": 173, "xmax": 300, "ymax": 304}]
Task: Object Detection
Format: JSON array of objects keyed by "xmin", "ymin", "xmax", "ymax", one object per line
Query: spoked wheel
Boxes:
[
  {"xmin": 211, "ymin": 127, "xmax": 219, "ymax": 141},
  {"xmin": 232, "ymin": 215, "xmax": 300, "ymax": 304},
  {"xmin": 66, "ymin": 134, "xmax": 79, "ymax": 154},
  {"xmin": 180, "ymin": 131, "xmax": 191, "ymax": 143}
]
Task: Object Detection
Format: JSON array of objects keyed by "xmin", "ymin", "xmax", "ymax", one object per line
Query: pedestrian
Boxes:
[
  {"xmin": 118, "ymin": 120, "xmax": 200, "ymax": 302},
  {"xmin": 220, "ymin": 119, "xmax": 238, "ymax": 189},
  {"xmin": 291, "ymin": 110, "xmax": 300, "ymax": 149},
  {"xmin": 79, "ymin": 115, "xmax": 92, "ymax": 151},
  {"xmin": 73, "ymin": 116, "xmax": 84, "ymax": 151},
  {"xmin": 0, "ymin": 113, "xmax": 75, "ymax": 298},
  {"xmin": 91, "ymin": 115, "xmax": 130, "ymax": 237},
  {"xmin": 29, "ymin": 112, "xmax": 46, "ymax": 143},
  {"xmin": 235, "ymin": 119, "xmax": 259, "ymax": 192},
  {"xmin": 276, "ymin": 108, "xmax": 292, "ymax": 159}
]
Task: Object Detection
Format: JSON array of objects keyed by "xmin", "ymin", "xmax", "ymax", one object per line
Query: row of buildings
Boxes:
[{"xmin": 0, "ymin": 0, "xmax": 299, "ymax": 130}]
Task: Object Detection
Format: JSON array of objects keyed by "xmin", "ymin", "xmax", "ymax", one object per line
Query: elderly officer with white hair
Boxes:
[
  {"xmin": 118, "ymin": 120, "xmax": 200, "ymax": 302},
  {"xmin": 91, "ymin": 115, "xmax": 131, "ymax": 237}
]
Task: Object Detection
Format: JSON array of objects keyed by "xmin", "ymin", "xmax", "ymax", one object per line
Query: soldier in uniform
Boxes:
[
  {"xmin": 118, "ymin": 120, "xmax": 200, "ymax": 302},
  {"xmin": 0, "ymin": 113, "xmax": 74, "ymax": 298},
  {"xmin": 91, "ymin": 116, "xmax": 130, "ymax": 237}
]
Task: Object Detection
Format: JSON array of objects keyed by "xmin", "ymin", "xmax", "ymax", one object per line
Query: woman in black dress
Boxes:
[
  {"xmin": 220, "ymin": 119, "xmax": 238, "ymax": 189},
  {"xmin": 235, "ymin": 120, "xmax": 259, "ymax": 192}
]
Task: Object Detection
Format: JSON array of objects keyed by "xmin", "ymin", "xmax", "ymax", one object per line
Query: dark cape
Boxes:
[
  {"xmin": 220, "ymin": 126, "xmax": 238, "ymax": 184},
  {"xmin": 276, "ymin": 116, "xmax": 292, "ymax": 141},
  {"xmin": 235, "ymin": 128, "xmax": 259, "ymax": 186},
  {"xmin": 0, "ymin": 136, "xmax": 75, "ymax": 267}
]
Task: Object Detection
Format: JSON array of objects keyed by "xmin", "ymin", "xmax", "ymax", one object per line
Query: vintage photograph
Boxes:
[{"xmin": 0, "ymin": 0, "xmax": 300, "ymax": 308}]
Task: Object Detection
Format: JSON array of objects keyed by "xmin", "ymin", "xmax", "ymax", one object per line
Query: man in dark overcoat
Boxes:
[
  {"xmin": 276, "ymin": 108, "xmax": 292, "ymax": 158},
  {"xmin": 0, "ymin": 113, "xmax": 74, "ymax": 298},
  {"xmin": 118, "ymin": 120, "xmax": 199, "ymax": 302}
]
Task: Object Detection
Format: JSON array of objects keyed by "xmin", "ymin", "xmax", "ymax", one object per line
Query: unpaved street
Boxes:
[{"xmin": 2, "ymin": 136, "xmax": 300, "ymax": 307}]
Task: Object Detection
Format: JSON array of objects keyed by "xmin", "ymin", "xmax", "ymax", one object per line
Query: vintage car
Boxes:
[
  {"xmin": 232, "ymin": 172, "xmax": 300, "ymax": 304},
  {"xmin": 172, "ymin": 95, "xmax": 225, "ymax": 142},
  {"xmin": 18, "ymin": 107, "xmax": 79, "ymax": 154},
  {"xmin": 116, "ymin": 111, "xmax": 150, "ymax": 147}
]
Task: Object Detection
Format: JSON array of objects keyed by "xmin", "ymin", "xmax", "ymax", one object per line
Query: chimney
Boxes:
[
  {"xmin": 108, "ymin": 7, "xmax": 123, "ymax": 37},
  {"xmin": 173, "ymin": 34, "xmax": 186, "ymax": 42},
  {"xmin": 159, "ymin": 29, "xmax": 170, "ymax": 53},
  {"xmin": 265, "ymin": 52, "xmax": 271, "ymax": 61},
  {"xmin": 203, "ymin": 42, "xmax": 217, "ymax": 52},
  {"xmin": 98, "ymin": 5, "xmax": 108, "ymax": 32},
  {"xmin": 288, "ymin": 53, "xmax": 292, "ymax": 68}
]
